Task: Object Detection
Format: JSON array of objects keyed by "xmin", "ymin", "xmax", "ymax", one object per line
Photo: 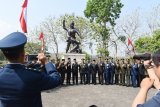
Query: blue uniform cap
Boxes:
[{"xmin": 0, "ymin": 32, "xmax": 27, "ymax": 49}]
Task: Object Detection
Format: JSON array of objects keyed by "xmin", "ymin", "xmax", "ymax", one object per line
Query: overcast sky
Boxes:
[{"xmin": 0, "ymin": 0, "xmax": 160, "ymax": 56}]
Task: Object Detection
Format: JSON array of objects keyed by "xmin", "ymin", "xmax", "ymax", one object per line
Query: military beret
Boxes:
[
  {"xmin": 68, "ymin": 58, "xmax": 71, "ymax": 60},
  {"xmin": 62, "ymin": 59, "xmax": 65, "ymax": 61},
  {"xmin": 0, "ymin": 32, "xmax": 27, "ymax": 49},
  {"xmin": 73, "ymin": 58, "xmax": 76, "ymax": 60},
  {"xmin": 81, "ymin": 58, "xmax": 85, "ymax": 60}
]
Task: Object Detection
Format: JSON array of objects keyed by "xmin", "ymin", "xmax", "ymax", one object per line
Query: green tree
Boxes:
[
  {"xmin": 96, "ymin": 45, "xmax": 109, "ymax": 57},
  {"xmin": 84, "ymin": 0, "xmax": 123, "ymax": 56},
  {"xmin": 25, "ymin": 42, "xmax": 42, "ymax": 54},
  {"xmin": 82, "ymin": 51, "xmax": 91, "ymax": 61},
  {"xmin": 135, "ymin": 29, "xmax": 160, "ymax": 53}
]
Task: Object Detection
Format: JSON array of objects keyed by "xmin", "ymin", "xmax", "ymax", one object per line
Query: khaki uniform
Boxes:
[
  {"xmin": 115, "ymin": 61, "xmax": 121, "ymax": 84},
  {"xmin": 79, "ymin": 62, "xmax": 87, "ymax": 84},
  {"xmin": 126, "ymin": 62, "xmax": 132, "ymax": 86},
  {"xmin": 121, "ymin": 62, "xmax": 127, "ymax": 86}
]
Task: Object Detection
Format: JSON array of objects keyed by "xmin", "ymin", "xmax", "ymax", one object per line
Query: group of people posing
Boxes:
[{"xmin": 55, "ymin": 57, "xmax": 148, "ymax": 87}]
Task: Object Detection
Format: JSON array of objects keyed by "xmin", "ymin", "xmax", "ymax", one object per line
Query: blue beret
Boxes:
[{"xmin": 0, "ymin": 32, "xmax": 27, "ymax": 49}]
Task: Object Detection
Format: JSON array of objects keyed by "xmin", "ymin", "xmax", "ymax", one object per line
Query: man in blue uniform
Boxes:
[
  {"xmin": 104, "ymin": 58, "xmax": 111, "ymax": 85},
  {"xmin": 131, "ymin": 59, "xmax": 139, "ymax": 87},
  {"xmin": 0, "ymin": 32, "xmax": 61, "ymax": 107}
]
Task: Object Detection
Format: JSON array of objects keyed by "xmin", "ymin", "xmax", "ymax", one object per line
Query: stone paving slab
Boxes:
[{"xmin": 42, "ymin": 85, "xmax": 157, "ymax": 107}]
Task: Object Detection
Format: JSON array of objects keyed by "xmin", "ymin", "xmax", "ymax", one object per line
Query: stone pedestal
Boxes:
[{"xmin": 61, "ymin": 53, "xmax": 85, "ymax": 63}]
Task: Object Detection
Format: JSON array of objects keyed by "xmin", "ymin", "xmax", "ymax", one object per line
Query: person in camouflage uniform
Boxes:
[
  {"xmin": 126, "ymin": 59, "xmax": 132, "ymax": 87},
  {"xmin": 115, "ymin": 59, "xmax": 121, "ymax": 85},
  {"xmin": 121, "ymin": 59, "xmax": 127, "ymax": 86}
]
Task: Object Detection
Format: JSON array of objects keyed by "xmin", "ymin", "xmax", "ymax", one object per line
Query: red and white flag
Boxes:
[
  {"xmin": 39, "ymin": 32, "xmax": 45, "ymax": 53},
  {"xmin": 128, "ymin": 38, "xmax": 135, "ymax": 54},
  {"xmin": 20, "ymin": 0, "xmax": 28, "ymax": 33},
  {"xmin": 128, "ymin": 38, "xmax": 132, "ymax": 46}
]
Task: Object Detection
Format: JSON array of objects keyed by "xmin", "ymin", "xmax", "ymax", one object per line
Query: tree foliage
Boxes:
[
  {"xmin": 82, "ymin": 51, "xmax": 91, "ymax": 60},
  {"xmin": 135, "ymin": 29, "xmax": 160, "ymax": 53},
  {"xmin": 84, "ymin": 0, "xmax": 123, "ymax": 56},
  {"xmin": 96, "ymin": 45, "xmax": 109, "ymax": 57},
  {"xmin": 25, "ymin": 42, "xmax": 42, "ymax": 54},
  {"xmin": 29, "ymin": 17, "xmax": 60, "ymax": 60},
  {"xmin": 84, "ymin": 0, "xmax": 123, "ymax": 26}
]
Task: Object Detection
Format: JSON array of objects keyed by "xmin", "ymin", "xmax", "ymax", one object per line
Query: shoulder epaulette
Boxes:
[{"xmin": 25, "ymin": 67, "xmax": 41, "ymax": 72}]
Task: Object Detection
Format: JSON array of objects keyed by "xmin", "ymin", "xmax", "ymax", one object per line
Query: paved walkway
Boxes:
[{"xmin": 42, "ymin": 85, "xmax": 157, "ymax": 107}]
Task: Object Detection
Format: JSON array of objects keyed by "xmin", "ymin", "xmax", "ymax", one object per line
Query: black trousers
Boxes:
[
  {"xmin": 80, "ymin": 73, "xmax": 85, "ymax": 84},
  {"xmin": 92, "ymin": 72, "xmax": 97, "ymax": 84},
  {"xmin": 138, "ymin": 74, "xmax": 145, "ymax": 86},
  {"xmin": 85, "ymin": 72, "xmax": 90, "ymax": 84},
  {"xmin": 66, "ymin": 71, "xmax": 71, "ymax": 84},
  {"xmin": 98, "ymin": 72, "xmax": 104, "ymax": 84},
  {"xmin": 115, "ymin": 74, "xmax": 119, "ymax": 84},
  {"xmin": 60, "ymin": 72, "xmax": 65, "ymax": 85},
  {"xmin": 72, "ymin": 72, "xmax": 78, "ymax": 84}
]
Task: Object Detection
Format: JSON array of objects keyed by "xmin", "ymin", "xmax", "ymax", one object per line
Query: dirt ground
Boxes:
[{"xmin": 42, "ymin": 85, "xmax": 157, "ymax": 107}]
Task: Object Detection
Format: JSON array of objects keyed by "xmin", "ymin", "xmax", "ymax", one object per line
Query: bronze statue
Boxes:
[{"xmin": 63, "ymin": 20, "xmax": 82, "ymax": 53}]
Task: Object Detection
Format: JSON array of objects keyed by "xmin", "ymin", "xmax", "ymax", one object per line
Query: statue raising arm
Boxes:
[{"xmin": 63, "ymin": 20, "xmax": 68, "ymax": 32}]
